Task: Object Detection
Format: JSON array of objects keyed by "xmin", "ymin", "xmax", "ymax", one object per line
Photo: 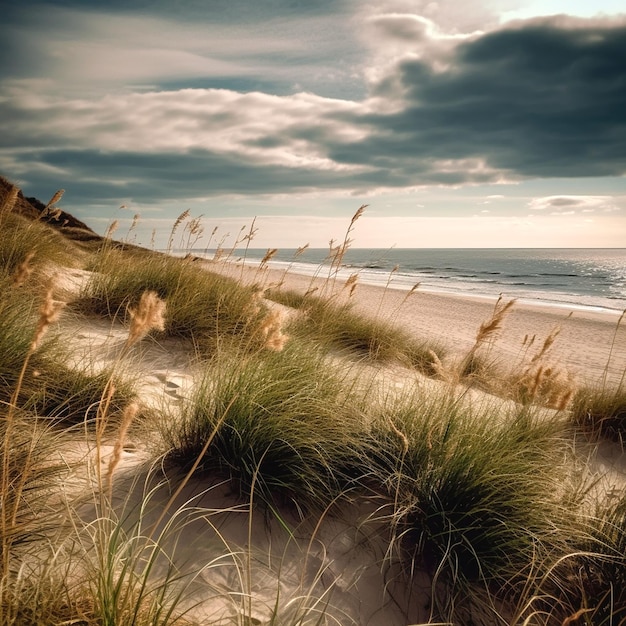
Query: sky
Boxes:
[{"xmin": 1, "ymin": 0, "xmax": 625, "ymax": 248}]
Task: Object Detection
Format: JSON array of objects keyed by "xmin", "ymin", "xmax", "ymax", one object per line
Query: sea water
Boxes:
[{"xmin": 190, "ymin": 248, "xmax": 626, "ymax": 313}]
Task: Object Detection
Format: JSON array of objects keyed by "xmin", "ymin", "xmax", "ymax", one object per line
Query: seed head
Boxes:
[
  {"xmin": 32, "ymin": 285, "xmax": 65, "ymax": 350},
  {"xmin": 127, "ymin": 291, "xmax": 166, "ymax": 347},
  {"xmin": 105, "ymin": 220, "xmax": 119, "ymax": 238},
  {"xmin": 260, "ymin": 248, "xmax": 278, "ymax": 267},
  {"xmin": 1, "ymin": 185, "xmax": 19, "ymax": 216},
  {"xmin": 13, "ymin": 252, "xmax": 35, "ymax": 287},
  {"xmin": 45, "ymin": 189, "xmax": 65, "ymax": 208}
]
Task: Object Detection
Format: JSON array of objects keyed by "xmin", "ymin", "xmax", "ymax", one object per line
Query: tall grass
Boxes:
[
  {"xmin": 362, "ymin": 389, "xmax": 575, "ymax": 623},
  {"xmin": 2, "ymin": 180, "xmax": 626, "ymax": 625},
  {"xmin": 570, "ymin": 385, "xmax": 626, "ymax": 441},
  {"xmin": 160, "ymin": 340, "xmax": 365, "ymax": 512},
  {"xmin": 574, "ymin": 496, "xmax": 626, "ymax": 625},
  {"xmin": 267, "ymin": 288, "xmax": 444, "ymax": 374},
  {"xmin": 79, "ymin": 247, "xmax": 266, "ymax": 354},
  {"xmin": 0, "ymin": 212, "xmax": 84, "ymax": 277},
  {"xmin": 0, "ymin": 275, "xmax": 135, "ymax": 426}
]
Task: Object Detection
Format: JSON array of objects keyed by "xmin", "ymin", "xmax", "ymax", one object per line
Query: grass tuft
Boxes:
[
  {"xmin": 570, "ymin": 385, "xmax": 626, "ymax": 441},
  {"xmin": 161, "ymin": 341, "xmax": 364, "ymax": 511},
  {"xmin": 363, "ymin": 389, "xmax": 573, "ymax": 622},
  {"xmin": 268, "ymin": 288, "xmax": 444, "ymax": 374}
]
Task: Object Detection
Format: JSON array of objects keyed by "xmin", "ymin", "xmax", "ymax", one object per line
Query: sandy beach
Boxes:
[{"xmin": 211, "ymin": 260, "xmax": 626, "ymax": 389}]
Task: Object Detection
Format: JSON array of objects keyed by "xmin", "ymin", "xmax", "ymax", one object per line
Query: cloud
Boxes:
[
  {"xmin": 338, "ymin": 15, "xmax": 626, "ymax": 180},
  {"xmin": 528, "ymin": 195, "xmax": 621, "ymax": 213},
  {"xmin": 0, "ymin": 3, "xmax": 363, "ymax": 97},
  {"xmin": 1, "ymin": 7, "xmax": 625, "ymax": 212}
]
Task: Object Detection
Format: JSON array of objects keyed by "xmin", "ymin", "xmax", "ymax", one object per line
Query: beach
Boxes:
[{"xmin": 213, "ymin": 260, "xmax": 626, "ymax": 389}]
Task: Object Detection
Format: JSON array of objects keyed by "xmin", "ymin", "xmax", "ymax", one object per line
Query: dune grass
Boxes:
[
  {"xmin": 362, "ymin": 389, "xmax": 575, "ymax": 622},
  {"xmin": 0, "ymin": 274, "xmax": 136, "ymax": 426},
  {"xmin": 2, "ymin": 179, "xmax": 626, "ymax": 625},
  {"xmin": 79, "ymin": 247, "xmax": 268, "ymax": 355},
  {"xmin": 267, "ymin": 288, "xmax": 444, "ymax": 374},
  {"xmin": 570, "ymin": 385, "xmax": 626, "ymax": 441},
  {"xmin": 160, "ymin": 340, "xmax": 365, "ymax": 512},
  {"xmin": 0, "ymin": 212, "xmax": 84, "ymax": 278},
  {"xmin": 576, "ymin": 495, "xmax": 626, "ymax": 625},
  {"xmin": 0, "ymin": 410, "xmax": 78, "ymax": 625}
]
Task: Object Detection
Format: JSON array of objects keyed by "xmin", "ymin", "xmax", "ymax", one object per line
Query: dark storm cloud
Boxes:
[
  {"xmin": 7, "ymin": 149, "xmax": 366, "ymax": 205},
  {"xmin": 11, "ymin": 147, "xmax": 483, "ymax": 208},
  {"xmin": 330, "ymin": 17, "xmax": 626, "ymax": 179}
]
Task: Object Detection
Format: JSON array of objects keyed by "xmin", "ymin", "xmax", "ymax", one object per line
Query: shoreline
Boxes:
[
  {"xmin": 222, "ymin": 254, "xmax": 626, "ymax": 316},
  {"xmin": 210, "ymin": 260, "xmax": 626, "ymax": 389}
]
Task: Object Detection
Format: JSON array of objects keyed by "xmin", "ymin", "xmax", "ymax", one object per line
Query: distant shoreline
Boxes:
[
  {"xmin": 210, "ymin": 259, "xmax": 626, "ymax": 390},
  {"xmin": 178, "ymin": 247, "xmax": 626, "ymax": 315}
]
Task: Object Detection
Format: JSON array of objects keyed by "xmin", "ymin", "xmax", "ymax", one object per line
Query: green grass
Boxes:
[
  {"xmin": 3, "ymin": 180, "xmax": 626, "ymax": 625},
  {"xmin": 161, "ymin": 340, "xmax": 365, "ymax": 512},
  {"xmin": 267, "ymin": 288, "xmax": 444, "ymax": 374},
  {"xmin": 577, "ymin": 496, "xmax": 626, "ymax": 624},
  {"xmin": 570, "ymin": 385, "xmax": 626, "ymax": 441},
  {"xmin": 0, "ymin": 276, "xmax": 136, "ymax": 426},
  {"xmin": 0, "ymin": 212, "xmax": 84, "ymax": 278},
  {"xmin": 527, "ymin": 495, "xmax": 626, "ymax": 626},
  {"xmin": 362, "ymin": 390, "xmax": 575, "ymax": 622},
  {"xmin": 79, "ymin": 247, "xmax": 267, "ymax": 354}
]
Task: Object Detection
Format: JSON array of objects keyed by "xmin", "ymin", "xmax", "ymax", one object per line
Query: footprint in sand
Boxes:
[{"xmin": 154, "ymin": 372, "xmax": 185, "ymax": 399}]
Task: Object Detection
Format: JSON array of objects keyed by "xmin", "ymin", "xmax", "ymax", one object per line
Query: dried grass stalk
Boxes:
[
  {"xmin": 0, "ymin": 184, "xmax": 18, "ymax": 217},
  {"xmin": 45, "ymin": 189, "xmax": 65, "ymax": 209},
  {"xmin": 39, "ymin": 189, "xmax": 65, "ymax": 217},
  {"xmin": 260, "ymin": 248, "xmax": 278, "ymax": 268},
  {"xmin": 126, "ymin": 291, "xmax": 167, "ymax": 347},
  {"xmin": 106, "ymin": 402, "xmax": 140, "ymax": 497},
  {"xmin": 475, "ymin": 297, "xmax": 516, "ymax": 346},
  {"xmin": 105, "ymin": 220, "xmax": 119, "ymax": 239},
  {"xmin": 12, "ymin": 252, "xmax": 35, "ymax": 288},
  {"xmin": 32, "ymin": 284, "xmax": 66, "ymax": 350},
  {"xmin": 258, "ymin": 309, "xmax": 289, "ymax": 351}
]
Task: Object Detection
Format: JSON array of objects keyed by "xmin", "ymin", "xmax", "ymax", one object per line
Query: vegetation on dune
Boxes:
[
  {"xmin": 160, "ymin": 341, "xmax": 365, "ymax": 510},
  {"xmin": 78, "ymin": 246, "xmax": 270, "ymax": 355},
  {"xmin": 363, "ymin": 391, "xmax": 574, "ymax": 621},
  {"xmin": 575, "ymin": 496, "xmax": 626, "ymax": 625},
  {"xmin": 267, "ymin": 287, "xmax": 445, "ymax": 374},
  {"xmin": 571, "ymin": 385, "xmax": 626, "ymax": 442}
]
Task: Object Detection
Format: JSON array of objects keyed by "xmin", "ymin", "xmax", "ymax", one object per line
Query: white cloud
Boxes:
[
  {"xmin": 3, "ymin": 87, "xmax": 369, "ymax": 171},
  {"xmin": 528, "ymin": 195, "xmax": 620, "ymax": 213}
]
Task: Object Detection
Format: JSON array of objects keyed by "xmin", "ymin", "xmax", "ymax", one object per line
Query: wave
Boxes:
[{"xmin": 189, "ymin": 247, "xmax": 626, "ymax": 312}]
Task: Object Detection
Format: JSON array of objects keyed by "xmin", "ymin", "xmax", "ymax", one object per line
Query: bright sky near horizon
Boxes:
[{"xmin": 1, "ymin": 0, "xmax": 625, "ymax": 248}]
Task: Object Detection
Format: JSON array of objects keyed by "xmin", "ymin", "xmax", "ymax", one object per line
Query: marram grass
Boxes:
[
  {"xmin": 0, "ymin": 212, "xmax": 84, "ymax": 280},
  {"xmin": 267, "ymin": 287, "xmax": 444, "ymax": 374},
  {"xmin": 160, "ymin": 340, "xmax": 366, "ymax": 511},
  {"xmin": 570, "ymin": 384, "xmax": 626, "ymax": 441},
  {"xmin": 0, "ymin": 275, "xmax": 136, "ymax": 426},
  {"xmin": 362, "ymin": 389, "xmax": 577, "ymax": 622},
  {"xmin": 2, "ymin": 180, "xmax": 626, "ymax": 625},
  {"xmin": 79, "ymin": 247, "xmax": 266, "ymax": 354}
]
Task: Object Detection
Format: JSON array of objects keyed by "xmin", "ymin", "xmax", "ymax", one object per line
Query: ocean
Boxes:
[{"xmin": 190, "ymin": 248, "xmax": 626, "ymax": 313}]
